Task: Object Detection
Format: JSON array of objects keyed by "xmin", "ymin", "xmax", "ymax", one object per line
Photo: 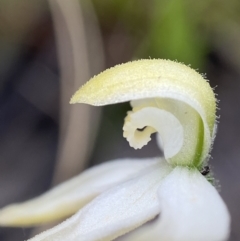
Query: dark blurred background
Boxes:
[{"xmin": 0, "ymin": 0, "xmax": 240, "ymax": 240}]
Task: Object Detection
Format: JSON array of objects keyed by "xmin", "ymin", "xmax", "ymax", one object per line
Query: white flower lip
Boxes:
[{"xmin": 123, "ymin": 107, "xmax": 184, "ymax": 159}]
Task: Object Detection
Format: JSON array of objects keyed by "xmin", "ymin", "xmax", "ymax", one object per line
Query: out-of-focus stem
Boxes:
[{"xmin": 31, "ymin": 0, "xmax": 103, "ymax": 237}]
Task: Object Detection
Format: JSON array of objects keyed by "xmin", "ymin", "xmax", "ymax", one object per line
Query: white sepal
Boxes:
[
  {"xmin": 0, "ymin": 158, "xmax": 160, "ymax": 227},
  {"xmin": 117, "ymin": 167, "xmax": 230, "ymax": 241},
  {"xmin": 157, "ymin": 167, "xmax": 230, "ymax": 241},
  {"xmin": 27, "ymin": 159, "xmax": 172, "ymax": 241}
]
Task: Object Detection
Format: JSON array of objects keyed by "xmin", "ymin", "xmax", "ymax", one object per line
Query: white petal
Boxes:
[
  {"xmin": 157, "ymin": 167, "xmax": 230, "ymax": 241},
  {"xmin": 0, "ymin": 157, "xmax": 160, "ymax": 227},
  {"xmin": 120, "ymin": 167, "xmax": 230, "ymax": 241},
  {"xmin": 28, "ymin": 159, "xmax": 172, "ymax": 241}
]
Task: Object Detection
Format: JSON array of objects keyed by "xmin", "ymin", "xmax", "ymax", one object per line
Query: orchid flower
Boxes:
[{"xmin": 0, "ymin": 59, "xmax": 230, "ymax": 241}]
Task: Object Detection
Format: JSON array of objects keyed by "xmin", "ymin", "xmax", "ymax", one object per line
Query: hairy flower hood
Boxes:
[{"xmin": 71, "ymin": 59, "xmax": 216, "ymax": 166}]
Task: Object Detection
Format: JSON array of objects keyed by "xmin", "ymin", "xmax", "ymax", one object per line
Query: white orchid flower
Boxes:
[{"xmin": 0, "ymin": 59, "xmax": 230, "ymax": 241}]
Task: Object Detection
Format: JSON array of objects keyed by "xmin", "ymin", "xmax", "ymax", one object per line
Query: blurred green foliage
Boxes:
[
  {"xmin": 91, "ymin": 0, "xmax": 240, "ymax": 70},
  {"xmin": 145, "ymin": 0, "xmax": 206, "ymax": 68}
]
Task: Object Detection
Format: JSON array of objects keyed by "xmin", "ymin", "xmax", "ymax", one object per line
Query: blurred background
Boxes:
[{"xmin": 0, "ymin": 0, "xmax": 240, "ymax": 240}]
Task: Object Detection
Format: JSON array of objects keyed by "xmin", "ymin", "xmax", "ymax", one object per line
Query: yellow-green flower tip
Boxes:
[{"xmin": 71, "ymin": 59, "xmax": 215, "ymax": 129}]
